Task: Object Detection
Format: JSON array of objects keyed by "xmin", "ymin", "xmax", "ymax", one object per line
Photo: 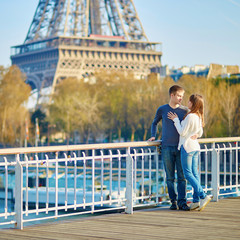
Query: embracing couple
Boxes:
[{"xmin": 149, "ymin": 85, "xmax": 211, "ymax": 211}]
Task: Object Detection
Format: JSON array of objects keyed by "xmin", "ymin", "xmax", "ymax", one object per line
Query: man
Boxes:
[{"xmin": 148, "ymin": 85, "xmax": 190, "ymax": 211}]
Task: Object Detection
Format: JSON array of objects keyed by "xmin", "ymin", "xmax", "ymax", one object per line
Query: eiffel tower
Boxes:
[{"xmin": 11, "ymin": 0, "xmax": 162, "ymax": 94}]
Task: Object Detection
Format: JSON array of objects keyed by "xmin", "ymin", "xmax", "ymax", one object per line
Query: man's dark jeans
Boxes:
[{"xmin": 161, "ymin": 146, "xmax": 187, "ymax": 207}]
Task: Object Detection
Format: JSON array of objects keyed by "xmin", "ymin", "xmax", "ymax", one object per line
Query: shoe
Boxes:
[
  {"xmin": 190, "ymin": 202, "xmax": 200, "ymax": 210},
  {"xmin": 170, "ymin": 202, "xmax": 177, "ymax": 210},
  {"xmin": 178, "ymin": 204, "xmax": 190, "ymax": 211},
  {"xmin": 198, "ymin": 195, "xmax": 211, "ymax": 211}
]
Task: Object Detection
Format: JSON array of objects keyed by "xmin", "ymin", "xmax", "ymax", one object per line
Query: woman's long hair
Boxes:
[{"xmin": 184, "ymin": 94, "xmax": 205, "ymax": 127}]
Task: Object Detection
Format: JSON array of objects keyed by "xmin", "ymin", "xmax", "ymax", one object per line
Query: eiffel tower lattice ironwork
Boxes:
[{"xmin": 11, "ymin": 0, "xmax": 162, "ymax": 95}]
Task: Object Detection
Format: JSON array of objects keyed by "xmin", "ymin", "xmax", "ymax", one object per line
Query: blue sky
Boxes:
[{"xmin": 0, "ymin": 0, "xmax": 240, "ymax": 68}]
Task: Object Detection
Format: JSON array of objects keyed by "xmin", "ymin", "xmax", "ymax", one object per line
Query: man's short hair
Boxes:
[{"xmin": 169, "ymin": 85, "xmax": 184, "ymax": 95}]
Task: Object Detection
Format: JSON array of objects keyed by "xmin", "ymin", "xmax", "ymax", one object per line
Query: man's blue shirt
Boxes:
[{"xmin": 151, "ymin": 104, "xmax": 188, "ymax": 147}]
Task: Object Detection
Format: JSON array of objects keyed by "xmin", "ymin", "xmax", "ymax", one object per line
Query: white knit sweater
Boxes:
[{"xmin": 173, "ymin": 113, "xmax": 203, "ymax": 153}]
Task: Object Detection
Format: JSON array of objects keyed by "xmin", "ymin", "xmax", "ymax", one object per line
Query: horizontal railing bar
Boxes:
[
  {"xmin": 19, "ymin": 152, "xmax": 157, "ymax": 165},
  {"xmin": 219, "ymin": 192, "xmax": 239, "ymax": 196},
  {"xmin": 0, "ymin": 162, "xmax": 16, "ymax": 167},
  {"xmin": 199, "ymin": 148, "xmax": 213, "ymax": 152},
  {"xmin": 199, "ymin": 146, "xmax": 239, "ymax": 151},
  {"xmin": 0, "ymin": 141, "xmax": 161, "ymax": 155},
  {"xmin": 23, "ymin": 199, "xmax": 127, "ymax": 215},
  {"xmin": 204, "ymin": 187, "xmax": 213, "ymax": 191},
  {"xmin": 215, "ymin": 147, "xmax": 238, "ymax": 151},
  {"xmin": 135, "ymin": 195, "xmax": 167, "ymax": 200},
  {"xmin": 0, "ymin": 212, "xmax": 16, "ymax": 217},
  {"xmin": 198, "ymin": 137, "xmax": 240, "ymax": 143},
  {"xmin": 0, "ymin": 137, "xmax": 239, "ymax": 156},
  {"xmin": 0, "ymin": 221, "xmax": 16, "ymax": 226},
  {"xmin": 219, "ymin": 185, "xmax": 240, "ymax": 189},
  {"xmin": 22, "ymin": 206, "xmax": 127, "ymax": 223},
  {"xmin": 133, "ymin": 202, "xmax": 158, "ymax": 208}
]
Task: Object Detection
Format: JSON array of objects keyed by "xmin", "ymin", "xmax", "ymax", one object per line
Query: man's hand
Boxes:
[
  {"xmin": 191, "ymin": 134, "xmax": 199, "ymax": 140},
  {"xmin": 148, "ymin": 137, "xmax": 156, "ymax": 141}
]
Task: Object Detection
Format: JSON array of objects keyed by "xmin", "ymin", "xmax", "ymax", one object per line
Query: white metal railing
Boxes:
[
  {"xmin": 198, "ymin": 137, "xmax": 240, "ymax": 201},
  {"xmin": 0, "ymin": 137, "xmax": 239, "ymax": 229},
  {"xmin": 0, "ymin": 141, "xmax": 164, "ymax": 229}
]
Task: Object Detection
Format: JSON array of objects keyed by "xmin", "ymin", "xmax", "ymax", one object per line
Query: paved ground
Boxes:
[{"xmin": 1, "ymin": 197, "xmax": 240, "ymax": 239}]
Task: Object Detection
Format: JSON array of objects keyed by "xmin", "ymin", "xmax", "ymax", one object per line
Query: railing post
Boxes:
[
  {"xmin": 236, "ymin": 141, "xmax": 239, "ymax": 194},
  {"xmin": 211, "ymin": 143, "xmax": 219, "ymax": 202},
  {"xmin": 125, "ymin": 147, "xmax": 133, "ymax": 214},
  {"xmin": 92, "ymin": 149, "xmax": 95, "ymax": 213},
  {"xmin": 55, "ymin": 152, "xmax": 58, "ymax": 218},
  {"xmin": 15, "ymin": 154, "xmax": 23, "ymax": 229},
  {"xmin": 155, "ymin": 147, "xmax": 159, "ymax": 204}
]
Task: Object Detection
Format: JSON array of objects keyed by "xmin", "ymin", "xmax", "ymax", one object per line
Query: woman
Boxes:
[{"xmin": 167, "ymin": 94, "xmax": 211, "ymax": 211}]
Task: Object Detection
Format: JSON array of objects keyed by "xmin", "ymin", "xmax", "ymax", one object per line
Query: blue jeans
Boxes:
[
  {"xmin": 161, "ymin": 146, "xmax": 187, "ymax": 207},
  {"xmin": 180, "ymin": 146, "xmax": 206, "ymax": 203}
]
